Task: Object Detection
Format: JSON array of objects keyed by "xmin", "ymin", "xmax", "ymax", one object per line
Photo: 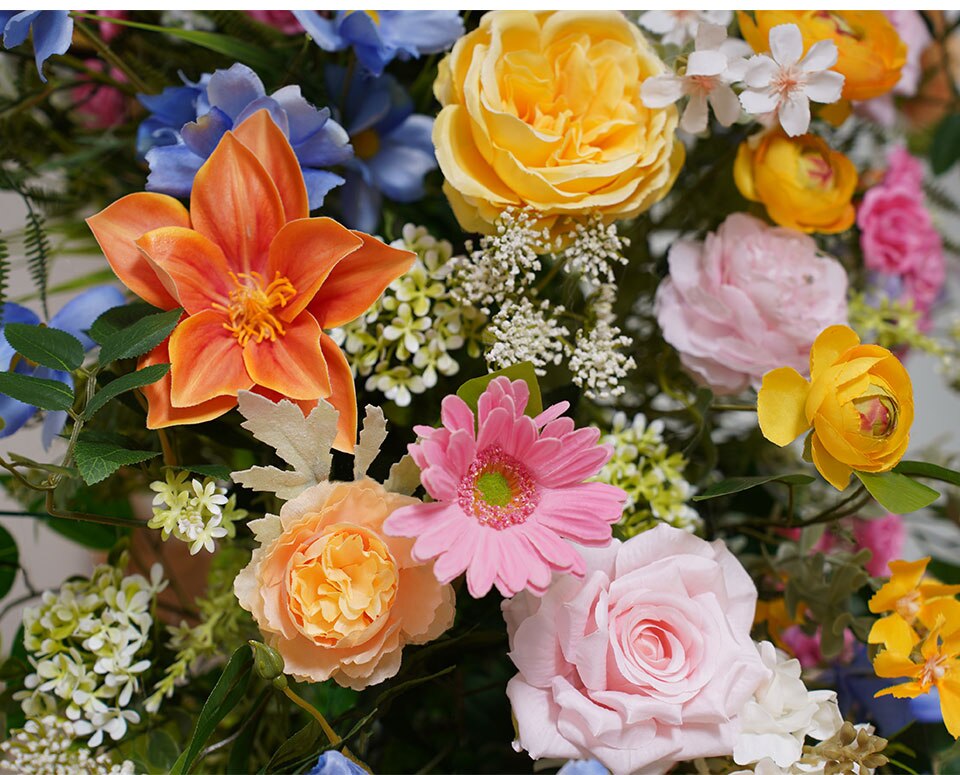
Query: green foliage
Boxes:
[
  {"xmin": 931, "ymin": 113, "xmax": 960, "ymax": 175},
  {"xmin": 73, "ymin": 432, "xmax": 160, "ymax": 485},
  {"xmin": 82, "ymin": 363, "xmax": 170, "ymax": 420},
  {"xmin": 855, "ymin": 470, "xmax": 940, "ymax": 514},
  {"xmin": 0, "ymin": 371, "xmax": 74, "ymax": 410},
  {"xmin": 0, "ymin": 525, "xmax": 19, "ymax": 601},
  {"xmin": 4, "ymin": 323, "xmax": 84, "ymax": 371},
  {"xmin": 22, "ymin": 207, "xmax": 51, "ymax": 320},
  {"xmin": 456, "ymin": 361, "xmax": 543, "ymax": 418},
  {"xmin": 96, "ymin": 307, "xmax": 182, "ymax": 365},
  {"xmin": 693, "ymin": 473, "xmax": 815, "ymax": 501},
  {"xmin": 0, "ymin": 232, "xmax": 8, "ymax": 322}
]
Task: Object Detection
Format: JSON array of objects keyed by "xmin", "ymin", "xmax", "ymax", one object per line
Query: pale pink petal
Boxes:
[
  {"xmin": 536, "ymin": 484, "xmax": 624, "ymax": 544},
  {"xmin": 742, "ymin": 55, "xmax": 777, "ymax": 88},
  {"xmin": 641, "ymin": 75, "xmax": 685, "ymax": 108},
  {"xmin": 539, "ymin": 416, "xmax": 576, "ymax": 439},
  {"xmin": 686, "ymin": 49, "xmax": 726, "ymax": 77},
  {"xmin": 769, "ymin": 23, "xmax": 803, "ymax": 67},
  {"xmin": 507, "ymin": 678, "xmax": 581, "ymax": 760},
  {"xmin": 410, "ymin": 507, "xmax": 472, "ymax": 560},
  {"xmin": 465, "ymin": 528, "xmax": 499, "ymax": 597},
  {"xmin": 440, "ymin": 394, "xmax": 476, "ymax": 436},
  {"xmin": 534, "ymin": 400, "xmax": 569, "ymax": 428},
  {"xmin": 432, "ymin": 523, "xmax": 479, "ymax": 583},
  {"xmin": 695, "ymin": 21, "xmax": 727, "ymax": 52},
  {"xmin": 681, "ymin": 93, "xmax": 710, "ymax": 134},
  {"xmin": 804, "ymin": 69, "xmax": 844, "ymax": 103},
  {"xmin": 476, "ymin": 406, "xmax": 513, "ymax": 451},
  {"xmin": 739, "ymin": 87, "xmax": 779, "ymax": 115},
  {"xmin": 800, "ymin": 38, "xmax": 838, "ymax": 72},
  {"xmin": 778, "ymin": 92, "xmax": 811, "ymax": 137},
  {"xmin": 523, "ymin": 523, "xmax": 586, "ymax": 576},
  {"xmin": 708, "ymin": 84, "xmax": 742, "ymax": 126}
]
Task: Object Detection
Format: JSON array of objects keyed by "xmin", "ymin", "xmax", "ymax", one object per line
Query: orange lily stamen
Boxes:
[{"xmin": 214, "ymin": 271, "xmax": 297, "ymax": 346}]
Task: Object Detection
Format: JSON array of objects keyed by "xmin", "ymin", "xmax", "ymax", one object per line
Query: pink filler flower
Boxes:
[
  {"xmin": 246, "ymin": 10, "xmax": 303, "ymax": 35},
  {"xmin": 384, "ymin": 377, "xmax": 627, "ymax": 598}
]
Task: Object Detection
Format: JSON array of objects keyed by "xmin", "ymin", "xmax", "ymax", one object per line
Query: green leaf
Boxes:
[
  {"xmin": 931, "ymin": 114, "xmax": 960, "ymax": 175},
  {"xmin": 82, "ymin": 363, "xmax": 170, "ymax": 420},
  {"xmin": 855, "ymin": 470, "xmax": 940, "ymax": 514},
  {"xmin": 264, "ymin": 721, "xmax": 323, "ymax": 774},
  {"xmin": 146, "ymin": 730, "xmax": 181, "ymax": 773},
  {"xmin": 0, "ymin": 371, "xmax": 73, "ymax": 410},
  {"xmin": 692, "ymin": 473, "xmax": 815, "ymax": 501},
  {"xmin": 0, "ymin": 525, "xmax": 19, "ymax": 601},
  {"xmin": 73, "ymin": 435, "xmax": 160, "ymax": 485},
  {"xmin": 97, "ymin": 308, "xmax": 182, "ymax": 365},
  {"xmin": 4, "ymin": 323, "xmax": 84, "ymax": 371},
  {"xmin": 176, "ymin": 464, "xmax": 232, "ymax": 481},
  {"xmin": 456, "ymin": 362, "xmax": 543, "ymax": 419},
  {"xmin": 894, "ymin": 460, "xmax": 960, "ymax": 488},
  {"xmin": 90, "ymin": 302, "xmax": 163, "ymax": 342},
  {"xmin": 170, "ymin": 645, "xmax": 254, "ymax": 775}
]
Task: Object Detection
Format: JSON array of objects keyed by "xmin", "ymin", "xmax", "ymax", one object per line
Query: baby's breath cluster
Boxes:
[
  {"xmin": 560, "ymin": 214, "xmax": 631, "ymax": 289},
  {"xmin": 15, "ymin": 563, "xmax": 166, "ymax": 747},
  {"xmin": 485, "ymin": 298, "xmax": 569, "ymax": 376},
  {"xmin": 569, "ymin": 317, "xmax": 637, "ymax": 400},
  {"xmin": 0, "ymin": 716, "xmax": 134, "ymax": 774},
  {"xmin": 332, "ymin": 224, "xmax": 485, "ymax": 406},
  {"xmin": 597, "ymin": 412, "xmax": 700, "ymax": 536},
  {"xmin": 148, "ymin": 470, "xmax": 245, "ymax": 555}
]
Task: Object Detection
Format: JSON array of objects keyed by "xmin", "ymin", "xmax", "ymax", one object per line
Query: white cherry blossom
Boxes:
[
  {"xmin": 638, "ymin": 10, "xmax": 733, "ymax": 47},
  {"xmin": 739, "ymin": 23, "xmax": 845, "ymax": 136}
]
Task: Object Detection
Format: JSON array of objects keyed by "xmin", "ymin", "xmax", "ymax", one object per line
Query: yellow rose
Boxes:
[
  {"xmin": 734, "ymin": 129, "xmax": 857, "ymax": 234},
  {"xmin": 234, "ymin": 479, "xmax": 456, "ymax": 688},
  {"xmin": 758, "ymin": 325, "xmax": 914, "ymax": 491},
  {"xmin": 433, "ymin": 10, "xmax": 684, "ymax": 236},
  {"xmin": 738, "ymin": 11, "xmax": 907, "ymax": 101}
]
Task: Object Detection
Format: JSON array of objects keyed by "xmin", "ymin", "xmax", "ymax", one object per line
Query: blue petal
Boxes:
[
  {"xmin": 0, "ymin": 13, "xmax": 18, "ymax": 30},
  {"xmin": 306, "ymin": 751, "xmax": 367, "ymax": 775},
  {"xmin": 48, "ymin": 285, "xmax": 126, "ymax": 351},
  {"xmin": 145, "ymin": 144, "xmax": 204, "ymax": 199},
  {"xmin": 0, "ymin": 393, "xmax": 38, "ymax": 439},
  {"xmin": 27, "ymin": 11, "xmax": 73, "ymax": 83},
  {"xmin": 339, "ymin": 172, "xmax": 382, "ymax": 234},
  {"xmin": 2, "ymin": 10, "xmax": 39, "ymax": 49},
  {"xmin": 385, "ymin": 113, "xmax": 435, "ymax": 155},
  {"xmin": 206, "ymin": 63, "xmax": 266, "ymax": 121},
  {"xmin": 270, "ymin": 85, "xmax": 333, "ymax": 146},
  {"xmin": 367, "ymin": 141, "xmax": 435, "ymax": 202},
  {"xmin": 233, "ymin": 96, "xmax": 290, "ymax": 135},
  {"xmin": 292, "ymin": 11, "xmax": 346, "ymax": 52},
  {"xmin": 181, "ymin": 106, "xmax": 233, "ymax": 158},
  {"xmin": 0, "ymin": 303, "xmax": 40, "ymax": 370},
  {"xmin": 294, "ymin": 120, "xmax": 353, "ymax": 168},
  {"xmin": 42, "ymin": 409, "xmax": 67, "ymax": 449},
  {"xmin": 325, "ymin": 66, "xmax": 393, "ymax": 136},
  {"xmin": 302, "ymin": 168, "xmax": 345, "ymax": 211},
  {"xmin": 909, "ymin": 687, "xmax": 943, "ymax": 723},
  {"xmin": 338, "ymin": 13, "xmax": 391, "ymax": 76},
  {"xmin": 379, "ymin": 11, "xmax": 463, "ymax": 55}
]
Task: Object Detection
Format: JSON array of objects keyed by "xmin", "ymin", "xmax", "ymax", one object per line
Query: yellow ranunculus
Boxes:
[
  {"xmin": 432, "ymin": 10, "xmax": 684, "ymax": 237},
  {"xmin": 757, "ymin": 325, "xmax": 913, "ymax": 491},
  {"xmin": 734, "ymin": 129, "xmax": 857, "ymax": 234},
  {"xmin": 738, "ymin": 11, "xmax": 907, "ymax": 101}
]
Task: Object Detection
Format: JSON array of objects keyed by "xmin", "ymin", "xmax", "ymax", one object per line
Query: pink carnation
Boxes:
[
  {"xmin": 502, "ymin": 525, "xmax": 769, "ymax": 775},
  {"xmin": 654, "ymin": 213, "xmax": 848, "ymax": 394},
  {"xmin": 246, "ymin": 10, "xmax": 303, "ymax": 34},
  {"xmin": 384, "ymin": 377, "xmax": 627, "ymax": 598},
  {"xmin": 71, "ymin": 60, "xmax": 128, "ymax": 130}
]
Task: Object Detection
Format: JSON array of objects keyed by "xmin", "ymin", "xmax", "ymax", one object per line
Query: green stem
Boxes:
[
  {"xmin": 282, "ymin": 686, "xmax": 368, "ymax": 771},
  {"xmin": 711, "ymin": 403, "xmax": 757, "ymax": 411},
  {"xmin": 44, "ymin": 491, "xmax": 145, "ymax": 529}
]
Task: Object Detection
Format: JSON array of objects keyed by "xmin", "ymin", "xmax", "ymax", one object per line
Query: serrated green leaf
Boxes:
[
  {"xmin": 73, "ymin": 437, "xmax": 159, "ymax": 485},
  {"xmin": 932, "ymin": 114, "xmax": 960, "ymax": 175},
  {"xmin": 90, "ymin": 302, "xmax": 164, "ymax": 342},
  {"xmin": 855, "ymin": 470, "xmax": 940, "ymax": 514},
  {"xmin": 0, "ymin": 371, "xmax": 73, "ymax": 410},
  {"xmin": 894, "ymin": 460, "xmax": 960, "ymax": 488},
  {"xmin": 83, "ymin": 363, "xmax": 170, "ymax": 420},
  {"xmin": 97, "ymin": 308, "xmax": 182, "ymax": 366},
  {"xmin": 456, "ymin": 362, "xmax": 542, "ymax": 419},
  {"xmin": 4, "ymin": 323, "xmax": 84, "ymax": 371},
  {"xmin": 692, "ymin": 473, "xmax": 815, "ymax": 501},
  {"xmin": 0, "ymin": 525, "xmax": 18, "ymax": 601}
]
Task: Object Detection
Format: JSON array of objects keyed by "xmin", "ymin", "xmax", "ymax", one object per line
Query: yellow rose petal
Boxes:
[{"xmin": 757, "ymin": 367, "xmax": 811, "ymax": 447}]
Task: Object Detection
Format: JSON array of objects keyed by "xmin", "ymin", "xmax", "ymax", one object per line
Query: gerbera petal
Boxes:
[
  {"xmin": 267, "ymin": 218, "xmax": 364, "ymax": 321},
  {"xmin": 232, "ymin": 108, "xmax": 310, "ymax": 222},
  {"xmin": 476, "ymin": 406, "xmax": 513, "ymax": 451},
  {"xmin": 465, "ymin": 529, "xmax": 499, "ymax": 598},
  {"xmin": 308, "ymin": 231, "xmax": 415, "ymax": 329},
  {"xmin": 431, "ymin": 523, "xmax": 478, "ymax": 583},
  {"xmin": 440, "ymin": 394, "xmax": 476, "ymax": 436},
  {"xmin": 769, "ymin": 23, "xmax": 803, "ymax": 67},
  {"xmin": 141, "ymin": 340, "xmax": 236, "ymax": 429},
  {"xmin": 319, "ymin": 332, "xmax": 358, "ymax": 453},
  {"xmin": 86, "ymin": 193, "xmax": 188, "ymax": 309},
  {"xmin": 190, "ymin": 132, "xmax": 285, "ymax": 276},
  {"xmin": 169, "ymin": 310, "xmax": 252, "ymax": 407},
  {"xmin": 242, "ymin": 312, "xmax": 330, "ymax": 401},
  {"xmin": 135, "ymin": 227, "xmax": 232, "ymax": 314},
  {"xmin": 536, "ymin": 484, "xmax": 623, "ymax": 544}
]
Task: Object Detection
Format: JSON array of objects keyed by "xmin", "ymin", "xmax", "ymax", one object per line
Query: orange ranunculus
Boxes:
[
  {"xmin": 734, "ymin": 129, "xmax": 857, "ymax": 234},
  {"xmin": 87, "ymin": 110, "xmax": 414, "ymax": 450},
  {"xmin": 738, "ymin": 11, "xmax": 907, "ymax": 102}
]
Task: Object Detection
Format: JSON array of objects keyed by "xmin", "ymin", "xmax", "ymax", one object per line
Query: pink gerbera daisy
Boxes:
[{"xmin": 383, "ymin": 377, "xmax": 627, "ymax": 597}]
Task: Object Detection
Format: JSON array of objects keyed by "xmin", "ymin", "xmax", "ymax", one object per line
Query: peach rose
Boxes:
[
  {"xmin": 234, "ymin": 479, "xmax": 456, "ymax": 689},
  {"xmin": 433, "ymin": 10, "xmax": 684, "ymax": 237}
]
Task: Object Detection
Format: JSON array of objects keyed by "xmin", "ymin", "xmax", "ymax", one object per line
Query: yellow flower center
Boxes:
[
  {"xmin": 895, "ymin": 588, "xmax": 922, "ymax": 623},
  {"xmin": 352, "ymin": 129, "xmax": 381, "ymax": 160},
  {"xmin": 458, "ymin": 445, "xmax": 539, "ymax": 530},
  {"xmin": 213, "ymin": 271, "xmax": 296, "ymax": 346},
  {"xmin": 920, "ymin": 651, "xmax": 949, "ymax": 688},
  {"xmin": 798, "ymin": 150, "xmax": 835, "ymax": 190},
  {"xmin": 287, "ymin": 524, "xmax": 398, "ymax": 646},
  {"xmin": 853, "ymin": 391, "xmax": 897, "ymax": 439}
]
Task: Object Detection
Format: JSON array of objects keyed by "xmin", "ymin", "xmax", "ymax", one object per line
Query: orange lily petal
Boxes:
[
  {"xmin": 320, "ymin": 333, "xmax": 357, "ymax": 454},
  {"xmin": 190, "ymin": 132, "xmax": 285, "ymax": 276},
  {"xmin": 141, "ymin": 341, "xmax": 236, "ymax": 429},
  {"xmin": 308, "ymin": 231, "xmax": 415, "ymax": 329},
  {"xmin": 169, "ymin": 310, "xmax": 253, "ymax": 407},
  {"xmin": 135, "ymin": 227, "xmax": 232, "ymax": 314},
  {"xmin": 267, "ymin": 218, "xmax": 363, "ymax": 322},
  {"xmin": 86, "ymin": 192, "xmax": 188, "ymax": 309},
  {"xmin": 232, "ymin": 109, "xmax": 309, "ymax": 222},
  {"xmin": 242, "ymin": 312, "xmax": 330, "ymax": 401}
]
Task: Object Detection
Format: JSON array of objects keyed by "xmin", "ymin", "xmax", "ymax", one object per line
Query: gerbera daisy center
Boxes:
[
  {"xmin": 215, "ymin": 270, "xmax": 297, "ymax": 346},
  {"xmin": 458, "ymin": 444, "xmax": 539, "ymax": 530}
]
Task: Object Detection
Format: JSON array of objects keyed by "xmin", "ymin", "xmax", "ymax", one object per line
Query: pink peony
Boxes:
[
  {"xmin": 502, "ymin": 525, "xmax": 769, "ymax": 775},
  {"xmin": 71, "ymin": 60, "xmax": 128, "ymax": 130},
  {"xmin": 384, "ymin": 377, "xmax": 627, "ymax": 598},
  {"xmin": 654, "ymin": 213, "xmax": 848, "ymax": 394},
  {"xmin": 246, "ymin": 10, "xmax": 303, "ymax": 34}
]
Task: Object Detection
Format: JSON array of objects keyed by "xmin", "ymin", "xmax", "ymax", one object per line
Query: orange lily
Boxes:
[{"xmin": 87, "ymin": 110, "xmax": 414, "ymax": 450}]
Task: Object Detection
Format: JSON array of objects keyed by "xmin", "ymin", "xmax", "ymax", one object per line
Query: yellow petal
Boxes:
[
  {"xmin": 872, "ymin": 648, "xmax": 921, "ymax": 680},
  {"xmin": 869, "ymin": 558, "xmax": 930, "ymax": 613},
  {"xmin": 811, "ymin": 433, "xmax": 853, "ymax": 491},
  {"xmin": 868, "ymin": 613, "xmax": 920, "ymax": 654},
  {"xmin": 941, "ymin": 677, "xmax": 960, "ymax": 739},
  {"xmin": 757, "ymin": 367, "xmax": 811, "ymax": 446},
  {"xmin": 810, "ymin": 324, "xmax": 861, "ymax": 381},
  {"xmin": 874, "ymin": 681, "xmax": 927, "ymax": 699}
]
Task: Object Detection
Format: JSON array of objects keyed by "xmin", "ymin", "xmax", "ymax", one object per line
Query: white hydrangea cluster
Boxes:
[
  {"xmin": 485, "ymin": 298, "xmax": 569, "ymax": 376},
  {"xmin": 560, "ymin": 214, "xmax": 630, "ymax": 289},
  {"xmin": 568, "ymin": 318, "xmax": 636, "ymax": 400},
  {"xmin": 597, "ymin": 412, "xmax": 700, "ymax": 535},
  {"xmin": 148, "ymin": 470, "xmax": 246, "ymax": 554},
  {"xmin": 15, "ymin": 563, "xmax": 166, "ymax": 747},
  {"xmin": 0, "ymin": 716, "xmax": 135, "ymax": 774},
  {"xmin": 332, "ymin": 224, "xmax": 485, "ymax": 407}
]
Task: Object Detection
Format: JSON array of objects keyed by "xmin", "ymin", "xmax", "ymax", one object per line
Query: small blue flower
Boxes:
[
  {"xmin": 0, "ymin": 10, "xmax": 73, "ymax": 83},
  {"xmin": 139, "ymin": 63, "xmax": 353, "ymax": 210},
  {"xmin": 0, "ymin": 286, "xmax": 125, "ymax": 447},
  {"xmin": 325, "ymin": 65, "xmax": 436, "ymax": 233},
  {"xmin": 558, "ymin": 760, "xmax": 609, "ymax": 775},
  {"xmin": 293, "ymin": 11, "xmax": 463, "ymax": 76},
  {"xmin": 306, "ymin": 751, "xmax": 367, "ymax": 775}
]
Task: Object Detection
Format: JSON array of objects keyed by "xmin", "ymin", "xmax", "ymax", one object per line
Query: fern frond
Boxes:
[
  {"xmin": 23, "ymin": 206, "xmax": 50, "ymax": 319},
  {"xmin": 0, "ymin": 232, "xmax": 9, "ymax": 324},
  {"xmin": 924, "ymin": 180, "xmax": 960, "ymax": 214}
]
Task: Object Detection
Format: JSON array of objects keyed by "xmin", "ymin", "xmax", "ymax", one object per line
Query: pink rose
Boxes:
[
  {"xmin": 502, "ymin": 525, "xmax": 769, "ymax": 775},
  {"xmin": 71, "ymin": 60, "xmax": 128, "ymax": 130},
  {"xmin": 858, "ymin": 11, "xmax": 932, "ymax": 125},
  {"xmin": 655, "ymin": 213, "xmax": 848, "ymax": 394},
  {"xmin": 246, "ymin": 10, "xmax": 303, "ymax": 34}
]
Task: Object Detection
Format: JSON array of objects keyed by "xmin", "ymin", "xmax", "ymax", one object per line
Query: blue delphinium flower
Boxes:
[
  {"xmin": 306, "ymin": 751, "xmax": 366, "ymax": 775},
  {"xmin": 0, "ymin": 11, "xmax": 73, "ymax": 83},
  {"xmin": 293, "ymin": 11, "xmax": 463, "ymax": 76},
  {"xmin": 0, "ymin": 286, "xmax": 125, "ymax": 447},
  {"xmin": 325, "ymin": 65, "xmax": 436, "ymax": 233},
  {"xmin": 139, "ymin": 63, "xmax": 353, "ymax": 210}
]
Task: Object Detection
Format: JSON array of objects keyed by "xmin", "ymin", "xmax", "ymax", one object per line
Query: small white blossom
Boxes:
[
  {"xmin": 739, "ymin": 23, "xmax": 845, "ymax": 136},
  {"xmin": 637, "ymin": 9, "xmax": 733, "ymax": 47},
  {"xmin": 567, "ymin": 319, "xmax": 636, "ymax": 400},
  {"xmin": 641, "ymin": 23, "xmax": 750, "ymax": 133},
  {"xmin": 485, "ymin": 298, "xmax": 568, "ymax": 376},
  {"xmin": 0, "ymin": 716, "xmax": 134, "ymax": 774},
  {"xmin": 559, "ymin": 215, "xmax": 631, "ymax": 288},
  {"xmin": 148, "ymin": 471, "xmax": 244, "ymax": 554}
]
